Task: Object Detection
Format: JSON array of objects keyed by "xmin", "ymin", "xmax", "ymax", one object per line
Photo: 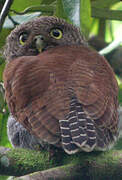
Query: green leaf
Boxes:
[
  {"xmin": 3, "ymin": 13, "xmax": 41, "ymax": 29},
  {"xmin": 0, "ymin": 28, "xmax": 10, "ymax": 46},
  {"xmin": 119, "ymin": 83, "xmax": 122, "ymax": 105},
  {"xmin": 91, "ymin": 0, "xmax": 119, "ymax": 9},
  {"xmin": 11, "ymin": 0, "xmax": 41, "ymax": 12},
  {"xmin": 61, "ymin": 0, "xmax": 91, "ymax": 38},
  {"xmin": 62, "ymin": 0, "xmax": 80, "ymax": 26},
  {"xmin": 40, "ymin": 0, "xmax": 56, "ymax": 5},
  {"xmin": 55, "ymin": 0, "xmax": 69, "ymax": 20},
  {"xmin": 0, "ymin": 112, "xmax": 10, "ymax": 147},
  {"xmin": 0, "ymin": 175, "xmax": 10, "ymax": 180},
  {"xmin": 80, "ymin": 0, "xmax": 91, "ymax": 37}
]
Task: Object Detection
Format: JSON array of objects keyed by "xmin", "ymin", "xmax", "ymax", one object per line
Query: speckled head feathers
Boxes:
[{"xmin": 4, "ymin": 16, "xmax": 87, "ymax": 61}]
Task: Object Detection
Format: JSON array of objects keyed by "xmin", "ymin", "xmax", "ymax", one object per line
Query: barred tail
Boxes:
[{"xmin": 59, "ymin": 96, "xmax": 97, "ymax": 154}]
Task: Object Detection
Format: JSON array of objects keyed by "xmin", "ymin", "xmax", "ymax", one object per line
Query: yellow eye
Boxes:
[
  {"xmin": 19, "ymin": 33, "xmax": 28, "ymax": 45},
  {"xmin": 50, "ymin": 29, "xmax": 63, "ymax": 40}
]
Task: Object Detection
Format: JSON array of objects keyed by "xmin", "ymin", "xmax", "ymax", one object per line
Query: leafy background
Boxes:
[{"xmin": 0, "ymin": 0, "xmax": 122, "ymax": 178}]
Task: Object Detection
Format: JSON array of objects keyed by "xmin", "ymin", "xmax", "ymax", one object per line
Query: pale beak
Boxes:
[{"xmin": 34, "ymin": 35, "xmax": 46, "ymax": 53}]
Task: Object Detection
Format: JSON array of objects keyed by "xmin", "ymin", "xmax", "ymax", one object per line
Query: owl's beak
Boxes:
[{"xmin": 34, "ymin": 35, "xmax": 46, "ymax": 53}]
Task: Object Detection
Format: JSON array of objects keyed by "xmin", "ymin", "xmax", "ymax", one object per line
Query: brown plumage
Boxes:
[{"xmin": 3, "ymin": 16, "xmax": 119, "ymax": 154}]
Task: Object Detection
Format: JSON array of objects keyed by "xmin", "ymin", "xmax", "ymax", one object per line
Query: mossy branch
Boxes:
[
  {"xmin": 14, "ymin": 157, "xmax": 122, "ymax": 180},
  {"xmin": 0, "ymin": 144, "xmax": 122, "ymax": 180},
  {"xmin": 0, "ymin": 147, "xmax": 51, "ymax": 176}
]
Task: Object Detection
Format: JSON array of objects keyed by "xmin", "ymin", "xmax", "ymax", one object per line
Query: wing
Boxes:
[
  {"xmin": 3, "ymin": 56, "xmax": 61, "ymax": 146},
  {"xmin": 3, "ymin": 45, "xmax": 119, "ymax": 154},
  {"xmin": 69, "ymin": 47, "xmax": 118, "ymax": 122},
  {"xmin": 66, "ymin": 46, "xmax": 119, "ymax": 152}
]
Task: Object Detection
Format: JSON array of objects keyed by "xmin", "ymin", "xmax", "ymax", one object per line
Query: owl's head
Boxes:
[{"xmin": 4, "ymin": 16, "xmax": 87, "ymax": 61}]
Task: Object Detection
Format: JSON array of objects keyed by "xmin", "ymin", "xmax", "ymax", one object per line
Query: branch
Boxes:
[
  {"xmin": 99, "ymin": 38, "xmax": 122, "ymax": 55},
  {"xmin": 0, "ymin": 0, "xmax": 14, "ymax": 33},
  {"xmin": 14, "ymin": 157, "xmax": 122, "ymax": 180},
  {"xmin": 0, "ymin": 147, "xmax": 51, "ymax": 176},
  {"xmin": 12, "ymin": 164, "xmax": 86, "ymax": 180},
  {"xmin": 1, "ymin": 145, "xmax": 122, "ymax": 179}
]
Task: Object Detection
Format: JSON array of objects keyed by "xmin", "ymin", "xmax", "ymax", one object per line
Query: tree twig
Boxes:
[
  {"xmin": 99, "ymin": 38, "xmax": 122, "ymax": 55},
  {"xmin": 0, "ymin": 0, "xmax": 14, "ymax": 33}
]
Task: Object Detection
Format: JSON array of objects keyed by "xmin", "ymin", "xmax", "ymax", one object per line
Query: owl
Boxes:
[{"xmin": 3, "ymin": 16, "xmax": 119, "ymax": 154}]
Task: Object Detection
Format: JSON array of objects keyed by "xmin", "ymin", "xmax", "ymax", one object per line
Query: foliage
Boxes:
[
  {"xmin": 119, "ymin": 84, "xmax": 122, "ymax": 106},
  {"xmin": 0, "ymin": 176, "xmax": 9, "ymax": 180}
]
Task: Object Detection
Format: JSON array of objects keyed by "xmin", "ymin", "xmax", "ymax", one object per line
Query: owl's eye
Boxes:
[
  {"xmin": 50, "ymin": 29, "xmax": 63, "ymax": 40},
  {"xmin": 19, "ymin": 33, "xmax": 28, "ymax": 45}
]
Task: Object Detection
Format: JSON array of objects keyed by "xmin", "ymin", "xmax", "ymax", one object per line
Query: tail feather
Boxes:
[
  {"xmin": 59, "ymin": 119, "xmax": 79, "ymax": 154},
  {"xmin": 59, "ymin": 95, "xmax": 97, "ymax": 154},
  {"xmin": 68, "ymin": 97, "xmax": 87, "ymax": 147}
]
